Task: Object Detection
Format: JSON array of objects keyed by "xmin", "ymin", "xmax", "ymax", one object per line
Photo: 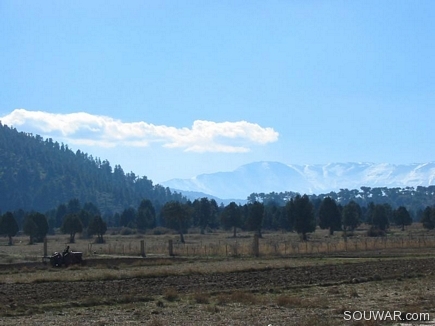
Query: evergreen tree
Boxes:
[
  {"xmin": 61, "ymin": 214, "xmax": 83, "ymax": 243},
  {"xmin": 421, "ymin": 206, "xmax": 435, "ymax": 230},
  {"xmin": 0, "ymin": 212, "xmax": 19, "ymax": 245},
  {"xmin": 120, "ymin": 207, "xmax": 137, "ymax": 228},
  {"xmin": 246, "ymin": 201, "xmax": 264, "ymax": 237},
  {"xmin": 192, "ymin": 198, "xmax": 214, "ymax": 234},
  {"xmin": 161, "ymin": 201, "xmax": 191, "ymax": 243},
  {"xmin": 25, "ymin": 212, "xmax": 49, "ymax": 242},
  {"xmin": 394, "ymin": 206, "xmax": 412, "ymax": 231},
  {"xmin": 0, "ymin": 124, "xmax": 186, "ymax": 214},
  {"xmin": 290, "ymin": 195, "xmax": 316, "ymax": 241},
  {"xmin": 318, "ymin": 197, "xmax": 341, "ymax": 235},
  {"xmin": 342, "ymin": 200, "xmax": 361, "ymax": 233},
  {"xmin": 372, "ymin": 204, "xmax": 389, "ymax": 231},
  {"xmin": 88, "ymin": 215, "xmax": 107, "ymax": 243},
  {"xmin": 220, "ymin": 202, "xmax": 242, "ymax": 238},
  {"xmin": 23, "ymin": 216, "xmax": 38, "ymax": 244},
  {"xmin": 136, "ymin": 199, "xmax": 156, "ymax": 231},
  {"xmin": 55, "ymin": 204, "xmax": 68, "ymax": 229},
  {"xmin": 67, "ymin": 199, "xmax": 81, "ymax": 215}
]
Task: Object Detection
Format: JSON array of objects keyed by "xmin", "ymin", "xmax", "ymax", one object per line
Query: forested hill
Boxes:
[{"xmin": 0, "ymin": 123, "xmax": 184, "ymax": 213}]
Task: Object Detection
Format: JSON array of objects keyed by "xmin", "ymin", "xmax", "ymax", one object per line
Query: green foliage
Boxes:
[
  {"xmin": 288, "ymin": 195, "xmax": 316, "ymax": 241},
  {"xmin": 191, "ymin": 198, "xmax": 218, "ymax": 233},
  {"xmin": 24, "ymin": 212, "xmax": 49, "ymax": 243},
  {"xmin": 342, "ymin": 201, "xmax": 361, "ymax": 232},
  {"xmin": 220, "ymin": 202, "xmax": 242, "ymax": 237},
  {"xmin": 366, "ymin": 226, "xmax": 386, "ymax": 237},
  {"xmin": 249, "ymin": 186, "xmax": 435, "ymax": 217},
  {"xmin": 421, "ymin": 206, "xmax": 435, "ymax": 230},
  {"xmin": 120, "ymin": 207, "xmax": 136, "ymax": 228},
  {"xmin": 88, "ymin": 215, "xmax": 107, "ymax": 243},
  {"xmin": 0, "ymin": 124, "xmax": 185, "ymax": 214},
  {"xmin": 23, "ymin": 217, "xmax": 38, "ymax": 244},
  {"xmin": 263, "ymin": 202, "xmax": 285, "ymax": 230},
  {"xmin": 394, "ymin": 206, "xmax": 412, "ymax": 231},
  {"xmin": 67, "ymin": 199, "xmax": 81, "ymax": 215},
  {"xmin": 371, "ymin": 204, "xmax": 390, "ymax": 231},
  {"xmin": 318, "ymin": 197, "xmax": 341, "ymax": 235},
  {"xmin": 137, "ymin": 199, "xmax": 156, "ymax": 231},
  {"xmin": 246, "ymin": 201, "xmax": 264, "ymax": 237},
  {"xmin": 55, "ymin": 203, "xmax": 67, "ymax": 228},
  {"xmin": 0, "ymin": 212, "xmax": 19, "ymax": 245},
  {"xmin": 61, "ymin": 214, "xmax": 83, "ymax": 243},
  {"xmin": 160, "ymin": 201, "xmax": 191, "ymax": 243}
]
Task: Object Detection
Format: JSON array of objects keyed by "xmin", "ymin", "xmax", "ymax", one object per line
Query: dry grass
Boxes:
[
  {"xmin": 276, "ymin": 295, "xmax": 304, "ymax": 307},
  {"xmin": 163, "ymin": 287, "xmax": 179, "ymax": 302},
  {"xmin": 2, "ymin": 225, "xmax": 435, "ymax": 265},
  {"xmin": 215, "ymin": 290, "xmax": 260, "ymax": 306},
  {"xmin": 146, "ymin": 317, "xmax": 164, "ymax": 326},
  {"xmin": 191, "ymin": 291, "xmax": 210, "ymax": 304},
  {"xmin": 0, "ymin": 226, "xmax": 435, "ymax": 325},
  {"xmin": 1, "ymin": 271, "xmax": 434, "ymax": 325},
  {"xmin": 349, "ymin": 287, "xmax": 359, "ymax": 298}
]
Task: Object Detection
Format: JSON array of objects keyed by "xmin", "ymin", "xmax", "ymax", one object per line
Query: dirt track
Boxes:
[{"xmin": 1, "ymin": 257, "xmax": 434, "ymax": 309}]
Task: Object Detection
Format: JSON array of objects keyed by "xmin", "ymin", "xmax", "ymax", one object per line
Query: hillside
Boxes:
[
  {"xmin": 0, "ymin": 123, "xmax": 183, "ymax": 213},
  {"xmin": 162, "ymin": 161, "xmax": 435, "ymax": 199}
]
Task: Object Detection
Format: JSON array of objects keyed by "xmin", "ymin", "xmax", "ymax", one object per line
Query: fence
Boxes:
[{"xmin": 79, "ymin": 234, "xmax": 435, "ymax": 258}]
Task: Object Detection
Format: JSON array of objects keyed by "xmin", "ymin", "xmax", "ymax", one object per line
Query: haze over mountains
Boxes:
[{"xmin": 161, "ymin": 161, "xmax": 435, "ymax": 200}]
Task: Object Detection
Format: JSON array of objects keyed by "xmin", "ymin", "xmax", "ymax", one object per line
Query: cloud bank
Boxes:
[{"xmin": 0, "ymin": 109, "xmax": 279, "ymax": 153}]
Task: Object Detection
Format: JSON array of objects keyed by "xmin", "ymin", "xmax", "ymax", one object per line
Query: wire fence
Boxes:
[
  {"xmin": 82, "ymin": 234, "xmax": 435, "ymax": 258},
  {"xmin": 4, "ymin": 233, "xmax": 434, "ymax": 263}
]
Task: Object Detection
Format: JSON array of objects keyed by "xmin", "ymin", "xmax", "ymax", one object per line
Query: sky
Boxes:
[{"xmin": 1, "ymin": 1, "xmax": 435, "ymax": 184}]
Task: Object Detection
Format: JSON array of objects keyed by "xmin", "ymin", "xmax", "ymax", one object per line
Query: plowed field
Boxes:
[{"xmin": 1, "ymin": 256, "xmax": 435, "ymax": 325}]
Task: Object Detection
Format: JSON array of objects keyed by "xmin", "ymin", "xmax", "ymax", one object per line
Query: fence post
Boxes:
[
  {"xmin": 168, "ymin": 239, "xmax": 174, "ymax": 256},
  {"xmin": 140, "ymin": 240, "xmax": 146, "ymax": 257},
  {"xmin": 43, "ymin": 237, "xmax": 48, "ymax": 257},
  {"xmin": 252, "ymin": 234, "xmax": 260, "ymax": 257}
]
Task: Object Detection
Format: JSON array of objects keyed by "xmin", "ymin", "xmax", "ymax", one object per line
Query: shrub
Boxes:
[
  {"xmin": 192, "ymin": 292, "xmax": 210, "ymax": 304},
  {"xmin": 276, "ymin": 295, "xmax": 303, "ymax": 307},
  {"xmin": 163, "ymin": 287, "xmax": 178, "ymax": 302},
  {"xmin": 326, "ymin": 287, "xmax": 340, "ymax": 295},
  {"xmin": 204, "ymin": 305, "xmax": 220, "ymax": 313},
  {"xmin": 229, "ymin": 291, "xmax": 258, "ymax": 305},
  {"xmin": 216, "ymin": 294, "xmax": 230, "ymax": 305},
  {"xmin": 366, "ymin": 227, "xmax": 386, "ymax": 237},
  {"xmin": 349, "ymin": 287, "xmax": 359, "ymax": 298},
  {"xmin": 120, "ymin": 227, "xmax": 136, "ymax": 235},
  {"xmin": 150, "ymin": 227, "xmax": 174, "ymax": 235}
]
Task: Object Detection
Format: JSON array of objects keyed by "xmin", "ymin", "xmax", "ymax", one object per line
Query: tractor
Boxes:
[{"xmin": 43, "ymin": 246, "xmax": 83, "ymax": 267}]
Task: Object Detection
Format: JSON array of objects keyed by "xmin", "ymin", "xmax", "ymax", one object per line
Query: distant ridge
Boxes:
[
  {"xmin": 0, "ymin": 123, "xmax": 184, "ymax": 212},
  {"xmin": 161, "ymin": 161, "xmax": 435, "ymax": 199}
]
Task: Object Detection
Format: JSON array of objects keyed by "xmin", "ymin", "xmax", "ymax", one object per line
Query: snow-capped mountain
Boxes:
[{"xmin": 161, "ymin": 162, "xmax": 435, "ymax": 200}]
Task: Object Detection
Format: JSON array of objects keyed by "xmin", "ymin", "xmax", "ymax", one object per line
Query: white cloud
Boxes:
[{"xmin": 1, "ymin": 109, "xmax": 279, "ymax": 153}]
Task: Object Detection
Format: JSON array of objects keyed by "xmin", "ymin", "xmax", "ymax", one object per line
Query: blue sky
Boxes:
[{"xmin": 1, "ymin": 1, "xmax": 434, "ymax": 184}]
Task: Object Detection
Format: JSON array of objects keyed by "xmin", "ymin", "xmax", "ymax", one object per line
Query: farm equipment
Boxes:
[{"xmin": 43, "ymin": 246, "xmax": 83, "ymax": 267}]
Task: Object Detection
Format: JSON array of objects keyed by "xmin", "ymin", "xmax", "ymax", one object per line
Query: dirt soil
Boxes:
[
  {"xmin": 0, "ymin": 258, "xmax": 433, "ymax": 304},
  {"xmin": 1, "ymin": 257, "xmax": 435, "ymax": 325}
]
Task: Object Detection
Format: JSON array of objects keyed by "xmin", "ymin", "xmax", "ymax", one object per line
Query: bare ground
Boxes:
[{"xmin": 0, "ymin": 255, "xmax": 435, "ymax": 325}]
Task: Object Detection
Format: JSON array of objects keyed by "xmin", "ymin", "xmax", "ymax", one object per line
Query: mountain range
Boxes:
[{"xmin": 161, "ymin": 161, "xmax": 435, "ymax": 200}]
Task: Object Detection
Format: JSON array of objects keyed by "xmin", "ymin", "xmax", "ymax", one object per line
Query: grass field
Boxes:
[{"xmin": 0, "ymin": 224, "xmax": 434, "ymax": 325}]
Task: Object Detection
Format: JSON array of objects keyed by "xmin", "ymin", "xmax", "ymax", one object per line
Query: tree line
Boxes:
[
  {"xmin": 0, "ymin": 123, "xmax": 184, "ymax": 214},
  {"xmin": 2, "ymin": 195, "xmax": 435, "ymax": 246},
  {"xmin": 248, "ymin": 186, "xmax": 435, "ymax": 216}
]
